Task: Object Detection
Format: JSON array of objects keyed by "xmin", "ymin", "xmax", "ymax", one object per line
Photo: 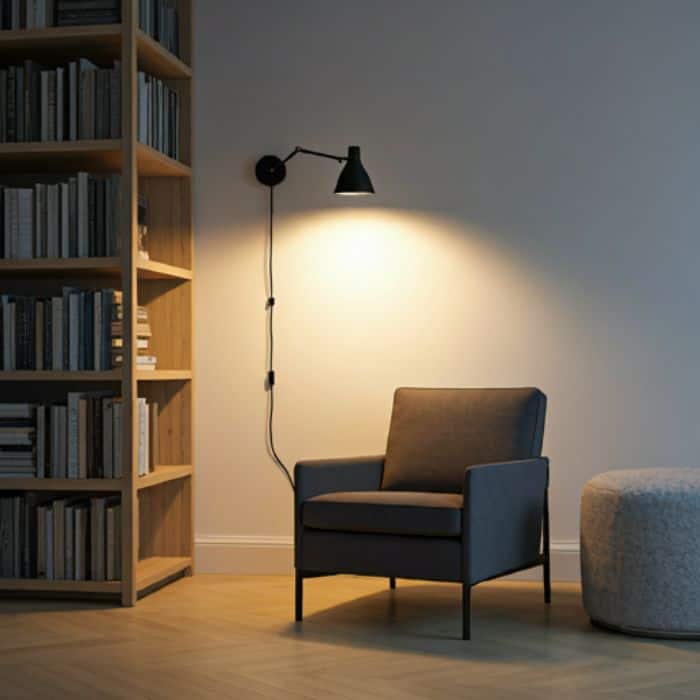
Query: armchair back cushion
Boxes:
[{"xmin": 381, "ymin": 387, "xmax": 546, "ymax": 493}]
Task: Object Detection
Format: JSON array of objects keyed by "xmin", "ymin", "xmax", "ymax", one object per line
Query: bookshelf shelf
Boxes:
[
  {"xmin": 136, "ymin": 143, "xmax": 191, "ymax": 176},
  {"xmin": 0, "ymin": 256, "xmax": 121, "ymax": 276},
  {"xmin": 0, "ymin": 577, "xmax": 121, "ymax": 594},
  {"xmin": 0, "ymin": 478, "xmax": 123, "ymax": 491},
  {"xmin": 136, "ymin": 370, "xmax": 192, "ymax": 381},
  {"xmin": 0, "ymin": 140, "xmax": 190, "ymax": 176},
  {"xmin": 0, "ymin": 1, "xmax": 194, "ymax": 606},
  {"xmin": 0, "ymin": 370, "xmax": 122, "ymax": 381},
  {"xmin": 0, "ymin": 139, "xmax": 122, "ymax": 172},
  {"xmin": 0, "ymin": 257, "xmax": 191, "ymax": 280},
  {"xmin": 137, "ymin": 258, "xmax": 192, "ymax": 280},
  {"xmin": 137, "ymin": 465, "xmax": 192, "ymax": 490},
  {"xmin": 0, "ymin": 24, "xmax": 122, "ymax": 63},
  {"xmin": 136, "ymin": 556, "xmax": 191, "ymax": 593}
]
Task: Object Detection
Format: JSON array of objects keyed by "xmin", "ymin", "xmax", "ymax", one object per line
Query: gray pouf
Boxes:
[{"xmin": 581, "ymin": 469, "xmax": 700, "ymax": 639}]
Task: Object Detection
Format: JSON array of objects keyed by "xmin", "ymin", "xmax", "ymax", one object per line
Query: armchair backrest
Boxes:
[{"xmin": 381, "ymin": 387, "xmax": 546, "ymax": 493}]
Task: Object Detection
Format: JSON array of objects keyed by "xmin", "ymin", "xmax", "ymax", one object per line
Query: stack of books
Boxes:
[
  {"xmin": 139, "ymin": 0, "xmax": 179, "ymax": 57},
  {"xmin": 35, "ymin": 496, "xmax": 121, "ymax": 581},
  {"xmin": 1, "ymin": 172, "xmax": 121, "ymax": 259},
  {"xmin": 0, "ymin": 58, "xmax": 121, "ymax": 142},
  {"xmin": 56, "ymin": 0, "xmax": 120, "ymax": 26},
  {"xmin": 137, "ymin": 71, "xmax": 180, "ymax": 159},
  {"xmin": 0, "ymin": 1, "xmax": 120, "ymax": 30},
  {"xmin": 0, "ymin": 287, "xmax": 117, "ymax": 371},
  {"xmin": 110, "ymin": 290, "xmax": 156, "ymax": 370},
  {"xmin": 0, "ymin": 403, "xmax": 35, "ymax": 479}
]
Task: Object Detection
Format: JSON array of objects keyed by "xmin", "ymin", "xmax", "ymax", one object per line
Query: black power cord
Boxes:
[{"xmin": 266, "ymin": 186, "xmax": 295, "ymax": 490}]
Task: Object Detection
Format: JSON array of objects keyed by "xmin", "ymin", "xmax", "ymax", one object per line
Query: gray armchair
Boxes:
[{"xmin": 294, "ymin": 387, "xmax": 550, "ymax": 640}]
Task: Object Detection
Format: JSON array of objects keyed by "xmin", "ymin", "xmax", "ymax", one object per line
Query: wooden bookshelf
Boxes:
[{"xmin": 0, "ymin": 1, "xmax": 194, "ymax": 605}]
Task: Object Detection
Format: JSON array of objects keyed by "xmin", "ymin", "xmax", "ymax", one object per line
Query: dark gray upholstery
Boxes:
[
  {"xmin": 382, "ymin": 387, "xmax": 546, "ymax": 492},
  {"xmin": 302, "ymin": 531, "xmax": 462, "ymax": 582},
  {"xmin": 294, "ymin": 387, "xmax": 550, "ymax": 640},
  {"xmin": 463, "ymin": 458, "xmax": 548, "ymax": 583},
  {"xmin": 303, "ymin": 491, "xmax": 463, "ymax": 537}
]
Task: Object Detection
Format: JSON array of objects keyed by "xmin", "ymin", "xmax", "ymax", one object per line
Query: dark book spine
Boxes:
[
  {"xmin": 93, "ymin": 398, "xmax": 103, "ymax": 478},
  {"xmin": 7, "ymin": 66, "xmax": 16, "ymax": 143},
  {"xmin": 43, "ymin": 299, "xmax": 52, "ymax": 370}
]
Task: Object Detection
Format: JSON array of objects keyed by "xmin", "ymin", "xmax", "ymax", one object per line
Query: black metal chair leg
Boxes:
[
  {"xmin": 389, "ymin": 577, "xmax": 396, "ymax": 589},
  {"xmin": 462, "ymin": 583, "xmax": 471, "ymax": 640},
  {"xmin": 543, "ymin": 488, "xmax": 551, "ymax": 604},
  {"xmin": 295, "ymin": 570, "xmax": 303, "ymax": 621}
]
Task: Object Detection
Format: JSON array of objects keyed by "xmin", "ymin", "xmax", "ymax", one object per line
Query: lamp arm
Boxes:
[{"xmin": 282, "ymin": 146, "xmax": 347, "ymax": 165}]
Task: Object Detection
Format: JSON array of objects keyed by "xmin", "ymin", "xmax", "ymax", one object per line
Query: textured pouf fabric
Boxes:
[{"xmin": 581, "ymin": 469, "xmax": 700, "ymax": 639}]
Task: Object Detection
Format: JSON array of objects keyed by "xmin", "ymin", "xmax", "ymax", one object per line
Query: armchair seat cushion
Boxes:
[{"xmin": 302, "ymin": 491, "xmax": 463, "ymax": 537}]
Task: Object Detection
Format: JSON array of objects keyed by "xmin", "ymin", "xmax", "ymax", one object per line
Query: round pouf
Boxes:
[{"xmin": 581, "ymin": 469, "xmax": 700, "ymax": 639}]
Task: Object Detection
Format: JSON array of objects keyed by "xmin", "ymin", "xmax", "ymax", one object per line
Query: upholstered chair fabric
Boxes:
[{"xmin": 381, "ymin": 387, "xmax": 546, "ymax": 493}]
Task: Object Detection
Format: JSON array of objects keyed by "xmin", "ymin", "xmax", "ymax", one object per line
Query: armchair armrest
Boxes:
[
  {"xmin": 294, "ymin": 456, "xmax": 384, "ymax": 567},
  {"xmin": 463, "ymin": 457, "xmax": 549, "ymax": 585}
]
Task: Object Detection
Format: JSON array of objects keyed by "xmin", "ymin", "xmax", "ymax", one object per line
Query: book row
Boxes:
[
  {"xmin": 0, "ymin": 58, "xmax": 121, "ymax": 143},
  {"xmin": 1, "ymin": 288, "xmax": 118, "ymax": 371},
  {"xmin": 137, "ymin": 71, "xmax": 180, "ymax": 160},
  {"xmin": 0, "ymin": 494, "xmax": 121, "ymax": 581},
  {"xmin": 1, "ymin": 173, "xmax": 121, "ymax": 259},
  {"xmin": 0, "ymin": 1, "xmax": 120, "ymax": 29},
  {"xmin": 139, "ymin": 0, "xmax": 180, "ymax": 58},
  {"xmin": 0, "ymin": 396, "xmax": 158, "ymax": 479}
]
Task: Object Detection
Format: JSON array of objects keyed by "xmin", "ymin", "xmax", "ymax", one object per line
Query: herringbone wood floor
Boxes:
[{"xmin": 1, "ymin": 575, "xmax": 699, "ymax": 699}]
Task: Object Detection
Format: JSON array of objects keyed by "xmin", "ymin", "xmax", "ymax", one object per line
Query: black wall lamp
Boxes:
[
  {"xmin": 255, "ymin": 145, "xmax": 374, "ymax": 194},
  {"xmin": 254, "ymin": 145, "xmax": 375, "ymax": 488}
]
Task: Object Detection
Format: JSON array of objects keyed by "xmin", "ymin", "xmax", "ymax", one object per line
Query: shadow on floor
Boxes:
[{"xmin": 280, "ymin": 580, "xmax": 700, "ymax": 661}]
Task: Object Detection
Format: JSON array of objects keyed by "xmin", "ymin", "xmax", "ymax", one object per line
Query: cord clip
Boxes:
[
  {"xmin": 267, "ymin": 296, "xmax": 275, "ymax": 308},
  {"xmin": 267, "ymin": 370, "xmax": 275, "ymax": 386}
]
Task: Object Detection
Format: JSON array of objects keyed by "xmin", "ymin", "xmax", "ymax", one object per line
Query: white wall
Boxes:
[{"xmin": 193, "ymin": 0, "xmax": 700, "ymax": 579}]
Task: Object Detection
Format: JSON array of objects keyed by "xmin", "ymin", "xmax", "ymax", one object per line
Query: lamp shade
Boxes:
[{"xmin": 334, "ymin": 146, "xmax": 375, "ymax": 195}]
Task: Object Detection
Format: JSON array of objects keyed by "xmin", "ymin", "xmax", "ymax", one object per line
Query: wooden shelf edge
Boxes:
[
  {"xmin": 0, "ymin": 478, "xmax": 123, "ymax": 491},
  {"xmin": 0, "ymin": 139, "xmax": 119, "ymax": 155},
  {"xmin": 0, "ymin": 577, "xmax": 120, "ymax": 594},
  {"xmin": 0, "ymin": 256, "xmax": 120, "ymax": 274},
  {"xmin": 136, "ymin": 29, "xmax": 192, "ymax": 79},
  {"xmin": 136, "ymin": 370, "xmax": 192, "ymax": 381},
  {"xmin": 137, "ymin": 465, "xmax": 192, "ymax": 490},
  {"xmin": 0, "ymin": 370, "xmax": 121, "ymax": 381},
  {"xmin": 137, "ymin": 258, "xmax": 192, "ymax": 280},
  {"xmin": 136, "ymin": 556, "xmax": 191, "ymax": 592},
  {"xmin": 0, "ymin": 24, "xmax": 121, "ymax": 44}
]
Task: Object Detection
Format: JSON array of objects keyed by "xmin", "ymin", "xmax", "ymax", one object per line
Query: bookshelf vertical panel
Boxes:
[{"xmin": 120, "ymin": 0, "xmax": 140, "ymax": 607}]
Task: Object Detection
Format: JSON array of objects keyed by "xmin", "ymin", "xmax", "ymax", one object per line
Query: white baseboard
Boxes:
[{"xmin": 195, "ymin": 535, "xmax": 581, "ymax": 582}]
